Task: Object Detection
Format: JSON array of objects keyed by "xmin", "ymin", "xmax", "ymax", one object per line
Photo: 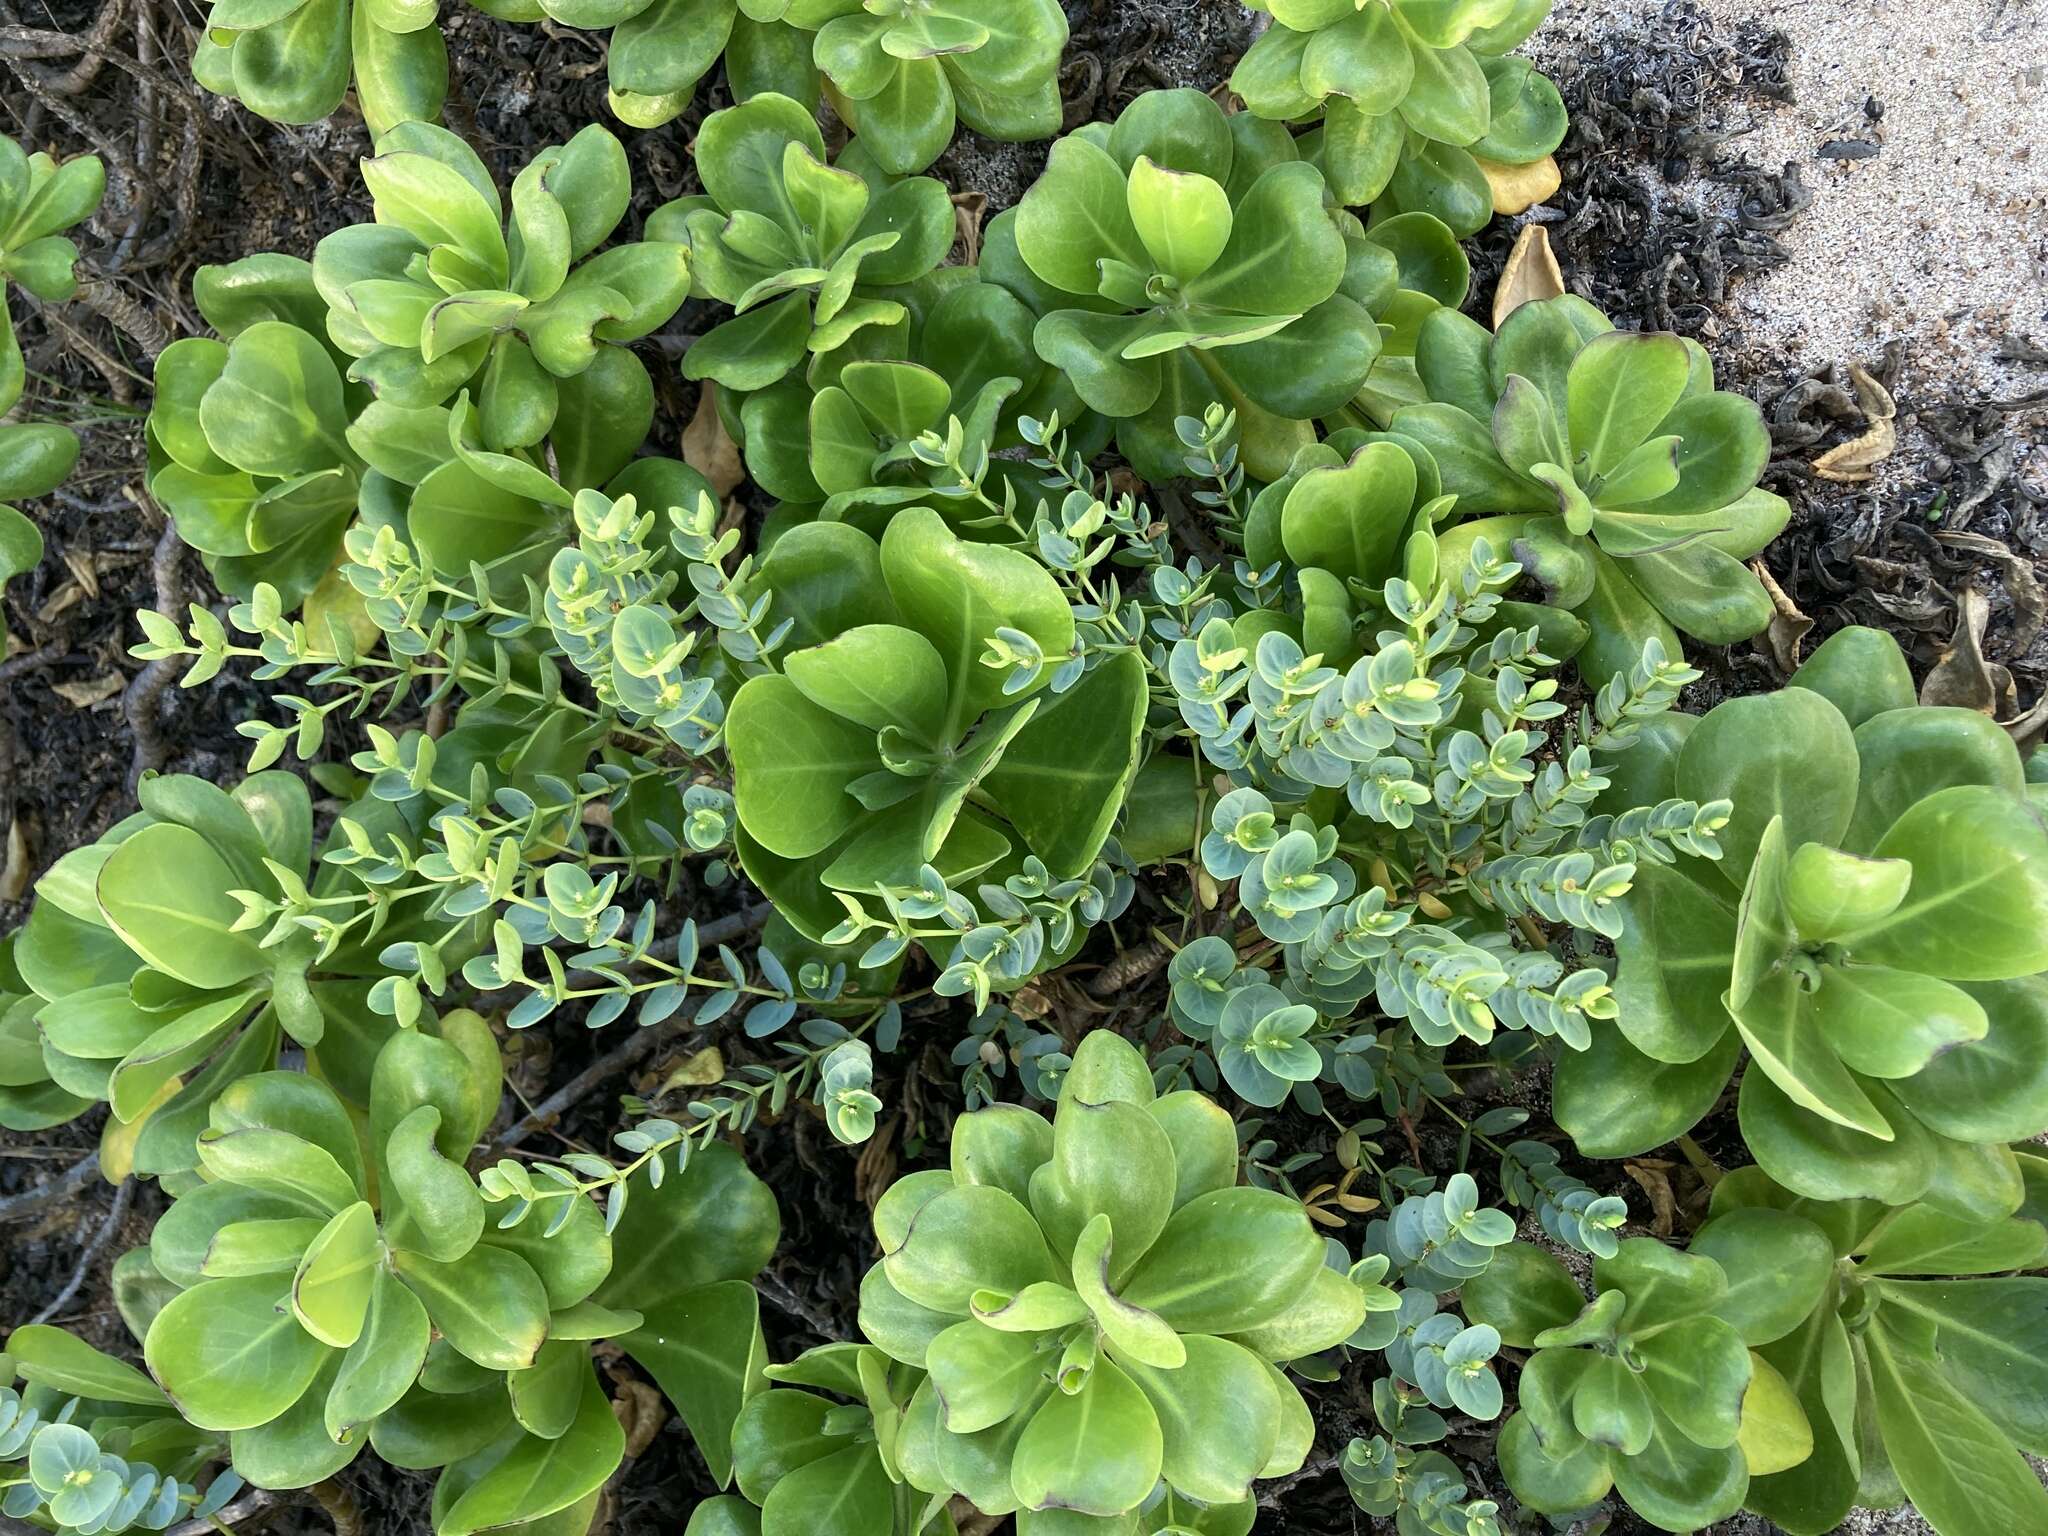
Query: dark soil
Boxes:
[{"xmin": 0, "ymin": 2, "xmax": 2030, "ymax": 1534}]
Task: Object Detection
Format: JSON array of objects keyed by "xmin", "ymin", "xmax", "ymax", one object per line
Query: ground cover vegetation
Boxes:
[{"xmin": 2, "ymin": 2, "xmax": 2044, "ymax": 1534}]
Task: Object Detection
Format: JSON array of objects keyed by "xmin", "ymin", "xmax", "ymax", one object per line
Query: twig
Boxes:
[
  {"xmin": 1086, "ymin": 937, "xmax": 1173, "ymax": 999},
  {"xmin": 1256, "ymin": 1451, "xmax": 1341, "ymax": 1508},
  {"xmin": 0, "ymin": 1149, "xmax": 99, "ymax": 1223},
  {"xmin": 485, "ymin": 903, "xmax": 769, "ymax": 1157},
  {"xmin": 755, "ymin": 1267, "xmax": 842, "ymax": 1341},
  {"xmin": 166, "ymin": 1487, "xmax": 282, "ymax": 1536},
  {"xmin": 122, "ymin": 518, "xmax": 183, "ymax": 785},
  {"xmin": 28, "ymin": 1176, "xmax": 131, "ymax": 1324},
  {"xmin": 76, "ymin": 274, "xmax": 172, "ymax": 359}
]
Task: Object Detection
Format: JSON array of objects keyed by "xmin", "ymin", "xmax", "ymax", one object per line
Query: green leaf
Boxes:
[
  {"xmin": 1460, "ymin": 1241, "xmax": 1584, "ymax": 1348},
  {"xmin": 326, "ymin": 1266, "xmax": 431, "ymax": 1445},
  {"xmin": 1280, "ymin": 440, "xmax": 1417, "ymax": 585},
  {"xmin": 1781, "ymin": 841, "xmax": 1911, "ymax": 943},
  {"xmin": 292, "ymin": 1200, "xmax": 380, "ymax": 1348},
  {"xmin": 4, "ymin": 1324, "xmax": 168, "ymax": 1406},
  {"xmin": 880, "ymin": 506, "xmax": 1075, "ymax": 734},
  {"xmin": 198, "ymin": 321, "xmax": 350, "ymax": 477},
  {"xmin": 1015, "ymin": 136, "xmax": 1146, "ymax": 294},
  {"xmin": 927, "ymin": 1318, "xmax": 1052, "ymax": 1434},
  {"xmin": 1875, "ymin": 1278, "xmax": 2048, "ymax": 1451},
  {"xmin": 982, "ymin": 650, "xmax": 1148, "ymax": 879},
  {"xmin": 1011, "ymin": 1358, "xmax": 1162, "ymax": 1517},
  {"xmin": 726, "ymin": 673, "xmax": 881, "ymax": 860},
  {"xmin": 1850, "ymin": 786, "xmax": 2048, "ymax": 979},
  {"xmin": 785, "ymin": 624, "xmax": 950, "ymax": 747},
  {"xmin": 622, "ymin": 1281, "xmax": 768, "ymax": 1488},
  {"xmin": 144, "ymin": 1274, "xmax": 325, "ymax": 1431},
  {"xmin": 228, "ymin": 1352, "xmax": 359, "ymax": 1490},
  {"xmin": 1789, "ymin": 625, "xmax": 1916, "ymax": 728},
  {"xmin": 1845, "ymin": 705, "xmax": 2025, "ymax": 854},
  {"xmin": 1736, "ymin": 1069, "xmax": 1931, "ymax": 1208},
  {"xmin": 438, "ymin": 1365, "xmax": 626, "ymax": 1536},
  {"xmin": 1118, "ymin": 1187, "xmax": 1323, "ymax": 1336},
  {"xmin": 1029, "ymin": 1098, "xmax": 1175, "ymax": 1279},
  {"xmin": 509, "ymin": 1338, "xmax": 588, "ymax": 1439},
  {"xmin": 951, "ymin": 1103, "xmax": 1055, "ymax": 1207},
  {"xmin": 1496, "ymin": 1411, "xmax": 1613, "ymax": 1515},
  {"xmin": 1866, "ymin": 1315, "xmax": 2048, "ymax": 1536},
  {"xmin": 1892, "ymin": 976, "xmax": 2048, "ymax": 1144},
  {"xmin": 1566, "ymin": 331, "xmax": 1691, "ymax": 478},
  {"xmin": 597, "ymin": 1139, "xmax": 780, "ymax": 1309},
  {"xmin": 1125, "ymin": 156, "xmax": 1231, "ymax": 283},
  {"xmin": 1674, "ymin": 688, "xmax": 1859, "ymax": 889},
  {"xmin": 884, "ymin": 1184, "xmax": 1059, "ymax": 1315},
  {"xmin": 1120, "ymin": 1335, "xmax": 1281, "ymax": 1507},
  {"xmin": 94, "ymin": 822, "xmax": 268, "ymax": 990},
  {"xmin": 1185, "ymin": 161, "xmax": 1343, "ymax": 314},
  {"xmin": 1608, "ymin": 1405, "xmax": 1748, "ymax": 1531},
  {"xmin": 1689, "ymin": 1208, "xmax": 1834, "ymax": 1346},
  {"xmin": 1730, "ymin": 967, "xmax": 1891, "ymax": 1140},
  {"xmin": 382, "ymin": 1103, "xmax": 486, "ymax": 1262},
  {"xmin": 1635, "ymin": 1315, "xmax": 1750, "ymax": 1449},
  {"xmin": 1215, "ymin": 1262, "xmax": 1366, "ymax": 1361},
  {"xmin": 1070, "ymin": 1213, "xmax": 1183, "ymax": 1368},
  {"xmin": 1609, "ymin": 861, "xmax": 1737, "ymax": 1063},
  {"xmin": 1147, "ymin": 1092, "xmax": 1237, "ymax": 1210},
  {"xmin": 394, "ymin": 1244, "xmax": 550, "ymax": 1372},
  {"xmin": 1555, "ymin": 1011, "xmax": 1739, "ymax": 1158},
  {"xmin": 1810, "ymin": 965, "xmax": 1987, "ymax": 1080},
  {"xmin": 1571, "ymin": 1352, "xmax": 1653, "ymax": 1454}
]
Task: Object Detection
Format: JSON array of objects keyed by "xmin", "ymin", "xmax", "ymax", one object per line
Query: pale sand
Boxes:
[{"xmin": 1539, "ymin": 0, "xmax": 2046, "ymax": 403}]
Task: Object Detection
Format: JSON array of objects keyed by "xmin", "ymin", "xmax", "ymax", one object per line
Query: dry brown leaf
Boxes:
[
  {"xmin": 605, "ymin": 1370, "xmax": 667, "ymax": 1460},
  {"xmin": 1751, "ymin": 560, "xmax": 1814, "ymax": 673},
  {"xmin": 2, "ymin": 819, "xmax": 30, "ymax": 903},
  {"xmin": 35, "ymin": 581, "xmax": 85, "ymax": 624},
  {"xmin": 1920, "ymin": 588, "xmax": 2005, "ymax": 713},
  {"xmin": 1999, "ymin": 688, "xmax": 2048, "ymax": 757},
  {"xmin": 1811, "ymin": 364, "xmax": 1898, "ymax": 482},
  {"xmin": 659, "ymin": 1046, "xmax": 725, "ymax": 1090},
  {"xmin": 1492, "ymin": 224, "xmax": 1566, "ymax": 330},
  {"xmin": 1624, "ymin": 1158, "xmax": 1678, "ymax": 1237},
  {"xmin": 681, "ymin": 385, "xmax": 745, "ymax": 498},
  {"xmin": 1935, "ymin": 529, "xmax": 2046, "ymax": 653},
  {"xmin": 52, "ymin": 672, "xmax": 123, "ymax": 709},
  {"xmin": 951, "ymin": 190, "xmax": 988, "ymax": 265},
  {"xmin": 1479, "ymin": 153, "xmax": 1561, "ymax": 218},
  {"xmin": 62, "ymin": 547, "xmax": 101, "ymax": 600}
]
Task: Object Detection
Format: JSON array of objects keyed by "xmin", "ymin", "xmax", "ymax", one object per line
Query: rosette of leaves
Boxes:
[
  {"xmin": 598, "ymin": 6, "xmax": 814, "ymax": 130},
  {"xmin": 1392, "ymin": 294, "xmax": 1791, "ymax": 685},
  {"xmin": 803, "ymin": 358, "xmax": 1022, "ymax": 529},
  {"xmin": 0, "ymin": 1329, "xmax": 239, "ymax": 1533},
  {"xmin": 149, "ymin": 126, "xmax": 678, "ymax": 608},
  {"xmin": 313, "ymin": 122, "xmax": 683, "ymax": 449},
  {"xmin": 190, "ymin": 0, "xmax": 446, "ymax": 133},
  {"xmin": 1696, "ymin": 1162, "xmax": 2048, "ymax": 1536},
  {"xmin": 0, "ymin": 771, "xmax": 473, "ymax": 1163},
  {"xmin": 724, "ymin": 509, "xmax": 1147, "ymax": 945},
  {"xmin": 684, "ymin": 1342, "xmax": 951, "ymax": 1536},
  {"xmin": 855, "ymin": 1031, "xmax": 1364, "ymax": 1526},
  {"xmin": 0, "ymin": 136, "xmax": 104, "ymax": 586},
  {"xmin": 1008, "ymin": 88, "xmax": 1390, "ymax": 482},
  {"xmin": 649, "ymin": 95, "xmax": 951, "ymax": 473},
  {"xmin": 1555, "ymin": 626, "xmax": 2048, "ymax": 1218},
  {"xmin": 792, "ymin": 0, "xmax": 1068, "ymax": 174},
  {"xmin": 128, "ymin": 1025, "xmax": 637, "ymax": 1532},
  {"xmin": 146, "ymin": 253, "xmax": 372, "ymax": 607},
  {"xmin": 1461, "ymin": 1235, "xmax": 1819, "ymax": 1532},
  {"xmin": 1232, "ymin": 0, "xmax": 1565, "ymax": 233}
]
